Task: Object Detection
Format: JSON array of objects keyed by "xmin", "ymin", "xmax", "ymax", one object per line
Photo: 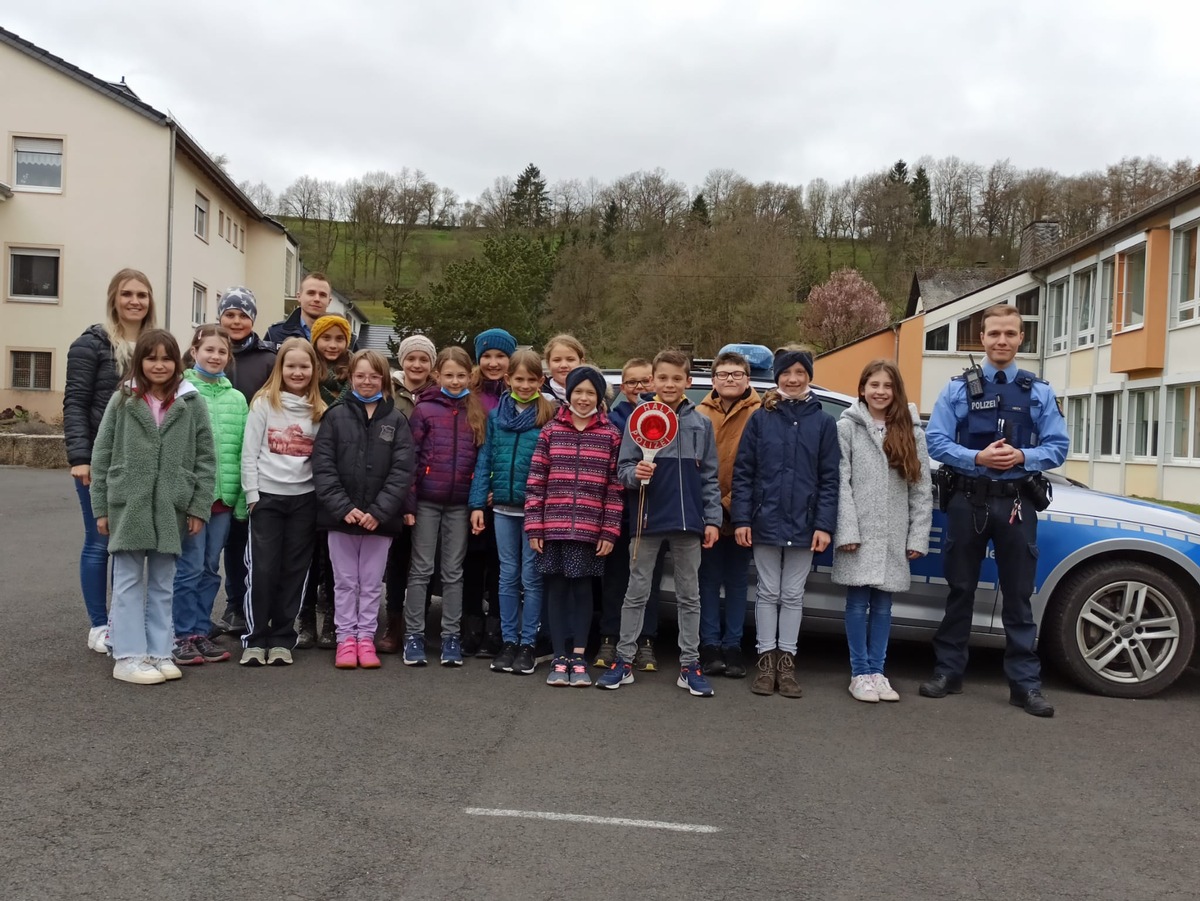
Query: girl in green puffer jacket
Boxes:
[{"xmin": 170, "ymin": 325, "xmax": 248, "ymax": 665}]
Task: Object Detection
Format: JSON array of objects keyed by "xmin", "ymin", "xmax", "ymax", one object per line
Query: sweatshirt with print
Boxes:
[{"xmin": 241, "ymin": 392, "xmax": 320, "ymax": 504}]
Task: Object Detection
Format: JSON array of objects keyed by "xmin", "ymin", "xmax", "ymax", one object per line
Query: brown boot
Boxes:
[
  {"xmin": 377, "ymin": 614, "xmax": 404, "ymax": 654},
  {"xmin": 751, "ymin": 650, "xmax": 777, "ymax": 695},
  {"xmin": 776, "ymin": 651, "xmax": 803, "ymax": 698}
]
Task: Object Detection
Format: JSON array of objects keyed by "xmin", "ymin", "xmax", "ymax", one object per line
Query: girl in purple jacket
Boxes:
[{"xmin": 401, "ymin": 347, "xmax": 487, "ymax": 667}]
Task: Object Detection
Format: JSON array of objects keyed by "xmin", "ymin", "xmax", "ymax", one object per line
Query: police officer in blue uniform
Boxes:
[{"xmin": 921, "ymin": 303, "xmax": 1069, "ymax": 717}]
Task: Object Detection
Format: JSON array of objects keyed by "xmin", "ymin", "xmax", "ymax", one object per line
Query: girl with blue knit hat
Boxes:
[{"xmin": 462, "ymin": 327, "xmax": 518, "ymax": 657}]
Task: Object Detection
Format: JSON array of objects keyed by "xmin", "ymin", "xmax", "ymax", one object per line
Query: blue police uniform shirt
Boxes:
[{"xmin": 926, "ymin": 360, "xmax": 1069, "ymax": 480}]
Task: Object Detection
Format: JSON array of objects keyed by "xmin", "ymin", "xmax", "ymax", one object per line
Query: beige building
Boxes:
[{"xmin": 0, "ymin": 27, "xmax": 299, "ymax": 419}]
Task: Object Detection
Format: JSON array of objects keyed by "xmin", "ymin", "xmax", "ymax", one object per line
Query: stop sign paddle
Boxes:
[{"xmin": 627, "ymin": 402, "xmax": 679, "ymax": 485}]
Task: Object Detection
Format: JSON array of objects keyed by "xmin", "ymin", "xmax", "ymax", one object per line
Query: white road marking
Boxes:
[{"xmin": 463, "ymin": 807, "xmax": 720, "ymax": 833}]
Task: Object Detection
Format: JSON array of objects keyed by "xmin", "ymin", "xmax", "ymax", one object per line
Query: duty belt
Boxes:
[{"xmin": 959, "ymin": 477, "xmax": 1024, "ymax": 499}]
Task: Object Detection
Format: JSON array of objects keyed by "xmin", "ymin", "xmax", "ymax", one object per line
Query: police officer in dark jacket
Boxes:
[{"xmin": 923, "ymin": 303, "xmax": 1069, "ymax": 716}]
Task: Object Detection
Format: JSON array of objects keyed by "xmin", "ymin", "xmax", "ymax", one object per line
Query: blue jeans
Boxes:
[
  {"xmin": 75, "ymin": 477, "xmax": 110, "ymax": 627},
  {"xmin": 172, "ymin": 510, "xmax": 232, "ymax": 638},
  {"xmin": 698, "ymin": 534, "xmax": 751, "ymax": 649},
  {"xmin": 844, "ymin": 585, "xmax": 893, "ymax": 676},
  {"xmin": 110, "ymin": 550, "xmax": 176, "ymax": 660},
  {"xmin": 493, "ymin": 512, "xmax": 543, "ymax": 646}
]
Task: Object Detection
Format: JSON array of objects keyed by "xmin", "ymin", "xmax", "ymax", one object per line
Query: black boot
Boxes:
[
  {"xmin": 478, "ymin": 616, "xmax": 502, "ymax": 658},
  {"xmin": 461, "ymin": 615, "xmax": 483, "ymax": 657},
  {"xmin": 316, "ymin": 589, "xmax": 337, "ymax": 649},
  {"xmin": 296, "ymin": 604, "xmax": 317, "ymax": 650}
]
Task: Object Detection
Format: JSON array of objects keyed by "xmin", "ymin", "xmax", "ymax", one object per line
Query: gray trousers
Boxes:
[
  {"xmin": 404, "ymin": 502, "xmax": 469, "ymax": 636},
  {"xmin": 753, "ymin": 545, "xmax": 813, "ymax": 655},
  {"xmin": 619, "ymin": 531, "xmax": 701, "ymax": 666}
]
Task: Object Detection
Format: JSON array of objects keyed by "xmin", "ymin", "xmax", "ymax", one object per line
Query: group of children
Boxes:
[{"xmin": 84, "ymin": 274, "xmax": 933, "ymax": 702}]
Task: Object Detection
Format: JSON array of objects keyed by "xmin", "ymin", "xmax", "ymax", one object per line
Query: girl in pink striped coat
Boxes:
[{"xmin": 524, "ymin": 366, "xmax": 624, "ymax": 687}]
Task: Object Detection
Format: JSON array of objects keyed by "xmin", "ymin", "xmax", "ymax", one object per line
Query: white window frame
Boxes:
[
  {"xmin": 1073, "ymin": 268, "xmax": 1096, "ymax": 347},
  {"xmin": 191, "ymin": 282, "xmax": 207, "ymax": 326},
  {"xmin": 1067, "ymin": 395, "xmax": 1091, "ymax": 457},
  {"xmin": 12, "ymin": 136, "xmax": 64, "ymax": 193},
  {"xmin": 1167, "ymin": 384, "xmax": 1200, "ymax": 462},
  {"xmin": 1128, "ymin": 388, "xmax": 1159, "ymax": 459},
  {"xmin": 1171, "ymin": 223, "xmax": 1200, "ymax": 327},
  {"xmin": 9, "ymin": 348, "xmax": 53, "ymax": 390},
  {"xmin": 1047, "ymin": 279, "xmax": 1069, "ymax": 355},
  {"xmin": 1096, "ymin": 392, "xmax": 1121, "ymax": 459},
  {"xmin": 1099, "ymin": 259, "xmax": 1115, "ymax": 343},
  {"xmin": 1120, "ymin": 246, "xmax": 1147, "ymax": 329},
  {"xmin": 7, "ymin": 246, "xmax": 61, "ymax": 304},
  {"xmin": 285, "ymin": 246, "xmax": 297, "ymax": 298},
  {"xmin": 194, "ymin": 192, "xmax": 209, "ymax": 241},
  {"xmin": 924, "ymin": 323, "xmax": 950, "ymax": 352}
]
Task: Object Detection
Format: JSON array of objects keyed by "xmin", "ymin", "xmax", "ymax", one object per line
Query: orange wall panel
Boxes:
[
  {"xmin": 815, "ymin": 330, "xmax": 897, "ymax": 398},
  {"xmin": 897, "ymin": 316, "xmax": 925, "ymax": 407},
  {"xmin": 1111, "ymin": 228, "xmax": 1168, "ymax": 373}
]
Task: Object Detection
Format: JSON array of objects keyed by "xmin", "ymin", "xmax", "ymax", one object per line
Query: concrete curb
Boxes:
[{"xmin": 0, "ymin": 433, "xmax": 68, "ymax": 468}]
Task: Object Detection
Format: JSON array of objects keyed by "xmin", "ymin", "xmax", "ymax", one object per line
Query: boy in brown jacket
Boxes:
[{"xmin": 696, "ymin": 349, "xmax": 762, "ymax": 677}]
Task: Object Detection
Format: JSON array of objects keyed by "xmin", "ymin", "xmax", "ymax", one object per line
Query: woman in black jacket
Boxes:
[
  {"xmin": 64, "ymin": 268, "xmax": 156, "ymax": 652},
  {"xmin": 312, "ymin": 350, "xmax": 415, "ymax": 668}
]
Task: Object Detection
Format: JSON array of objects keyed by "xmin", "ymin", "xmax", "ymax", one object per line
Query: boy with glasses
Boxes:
[
  {"xmin": 596, "ymin": 358, "xmax": 665, "ymax": 671},
  {"xmin": 696, "ymin": 350, "xmax": 762, "ymax": 678}
]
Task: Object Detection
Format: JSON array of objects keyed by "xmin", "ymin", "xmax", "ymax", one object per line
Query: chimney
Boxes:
[{"xmin": 1018, "ymin": 220, "xmax": 1062, "ymax": 270}]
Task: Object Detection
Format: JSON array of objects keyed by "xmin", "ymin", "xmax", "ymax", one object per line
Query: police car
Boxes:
[{"xmin": 605, "ymin": 345, "xmax": 1199, "ymax": 699}]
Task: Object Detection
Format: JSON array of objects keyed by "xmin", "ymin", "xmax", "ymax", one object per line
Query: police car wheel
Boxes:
[{"xmin": 1044, "ymin": 560, "xmax": 1196, "ymax": 699}]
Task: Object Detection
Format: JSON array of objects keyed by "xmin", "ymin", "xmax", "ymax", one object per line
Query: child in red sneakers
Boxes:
[
  {"xmin": 525, "ymin": 366, "xmax": 623, "ymax": 687},
  {"xmin": 313, "ymin": 351, "xmax": 415, "ymax": 669}
]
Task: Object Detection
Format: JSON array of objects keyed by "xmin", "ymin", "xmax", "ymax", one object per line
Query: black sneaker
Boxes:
[
  {"xmin": 461, "ymin": 616, "xmax": 482, "ymax": 657},
  {"xmin": 478, "ymin": 627, "xmax": 502, "ymax": 659},
  {"xmin": 634, "ymin": 637, "xmax": 657, "ymax": 672},
  {"xmin": 723, "ymin": 646, "xmax": 747, "ymax": 679},
  {"xmin": 211, "ymin": 606, "xmax": 246, "ymax": 638},
  {"xmin": 492, "ymin": 642, "xmax": 518, "ymax": 673},
  {"xmin": 512, "ymin": 644, "xmax": 536, "ymax": 675},
  {"xmin": 192, "ymin": 634, "xmax": 231, "ymax": 662},
  {"xmin": 593, "ymin": 635, "xmax": 617, "ymax": 668},
  {"xmin": 316, "ymin": 607, "xmax": 337, "ymax": 649},
  {"xmin": 699, "ymin": 644, "xmax": 726, "ymax": 676},
  {"xmin": 296, "ymin": 622, "xmax": 317, "ymax": 650}
]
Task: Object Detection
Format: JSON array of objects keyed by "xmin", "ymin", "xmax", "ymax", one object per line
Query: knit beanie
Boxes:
[
  {"xmin": 311, "ymin": 315, "xmax": 351, "ymax": 345},
  {"xmin": 565, "ymin": 365, "xmax": 608, "ymax": 405},
  {"xmin": 397, "ymin": 333, "xmax": 436, "ymax": 363},
  {"xmin": 474, "ymin": 327, "xmax": 517, "ymax": 361},
  {"xmin": 217, "ymin": 286, "xmax": 257, "ymax": 320},
  {"xmin": 773, "ymin": 348, "xmax": 813, "ymax": 382}
]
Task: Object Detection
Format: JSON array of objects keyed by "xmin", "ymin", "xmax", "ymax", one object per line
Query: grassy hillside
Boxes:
[{"xmin": 281, "ymin": 218, "xmax": 958, "ymax": 325}]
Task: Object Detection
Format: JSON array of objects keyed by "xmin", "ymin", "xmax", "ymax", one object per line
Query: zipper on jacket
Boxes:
[{"xmin": 451, "ymin": 405, "xmax": 460, "ymax": 499}]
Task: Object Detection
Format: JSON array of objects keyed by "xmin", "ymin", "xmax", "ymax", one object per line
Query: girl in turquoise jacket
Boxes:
[
  {"xmin": 90, "ymin": 330, "xmax": 215, "ymax": 686},
  {"xmin": 170, "ymin": 325, "xmax": 248, "ymax": 665},
  {"xmin": 469, "ymin": 350, "xmax": 557, "ymax": 673}
]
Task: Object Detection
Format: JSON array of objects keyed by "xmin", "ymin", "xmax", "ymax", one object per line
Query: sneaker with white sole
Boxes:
[
  {"xmin": 240, "ymin": 647, "xmax": 267, "ymax": 666},
  {"xmin": 849, "ymin": 674, "xmax": 880, "ymax": 703},
  {"xmin": 151, "ymin": 657, "xmax": 183, "ymax": 681},
  {"xmin": 266, "ymin": 647, "xmax": 293, "ymax": 666},
  {"xmin": 545, "ymin": 656, "xmax": 571, "ymax": 686},
  {"xmin": 113, "ymin": 659, "xmax": 166, "ymax": 685},
  {"xmin": 87, "ymin": 625, "xmax": 108, "ymax": 654},
  {"xmin": 870, "ymin": 673, "xmax": 900, "ymax": 702}
]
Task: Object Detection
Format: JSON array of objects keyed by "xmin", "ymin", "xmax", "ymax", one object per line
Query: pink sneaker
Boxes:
[
  {"xmin": 335, "ymin": 638, "xmax": 358, "ymax": 669},
  {"xmin": 357, "ymin": 637, "xmax": 381, "ymax": 669}
]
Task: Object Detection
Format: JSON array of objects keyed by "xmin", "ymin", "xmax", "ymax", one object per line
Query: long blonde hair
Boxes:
[
  {"xmin": 104, "ymin": 268, "xmax": 157, "ymax": 373},
  {"xmin": 252, "ymin": 337, "xmax": 326, "ymax": 422},
  {"xmin": 434, "ymin": 346, "xmax": 487, "ymax": 445},
  {"xmin": 509, "ymin": 349, "xmax": 557, "ymax": 427}
]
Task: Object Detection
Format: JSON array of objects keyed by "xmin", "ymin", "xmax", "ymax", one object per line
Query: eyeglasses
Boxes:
[
  {"xmin": 713, "ymin": 371, "xmax": 747, "ymax": 382},
  {"xmin": 623, "ymin": 378, "xmax": 651, "ymax": 388}
]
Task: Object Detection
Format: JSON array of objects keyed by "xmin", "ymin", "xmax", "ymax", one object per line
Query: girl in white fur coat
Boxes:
[{"xmin": 832, "ymin": 360, "xmax": 932, "ymax": 703}]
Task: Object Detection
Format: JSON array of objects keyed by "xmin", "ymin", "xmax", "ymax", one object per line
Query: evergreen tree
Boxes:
[
  {"xmin": 910, "ymin": 165, "xmax": 934, "ymax": 228},
  {"xmin": 887, "ymin": 159, "xmax": 910, "ymax": 185},
  {"xmin": 689, "ymin": 193, "xmax": 711, "ymax": 227},
  {"xmin": 600, "ymin": 199, "xmax": 621, "ymax": 257},
  {"xmin": 510, "ymin": 163, "xmax": 550, "ymax": 230}
]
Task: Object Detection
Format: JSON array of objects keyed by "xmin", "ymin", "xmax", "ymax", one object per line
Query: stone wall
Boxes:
[{"xmin": 0, "ymin": 434, "xmax": 68, "ymax": 468}]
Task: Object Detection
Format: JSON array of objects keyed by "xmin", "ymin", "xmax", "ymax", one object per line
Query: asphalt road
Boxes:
[{"xmin": 3, "ymin": 466, "xmax": 1199, "ymax": 901}]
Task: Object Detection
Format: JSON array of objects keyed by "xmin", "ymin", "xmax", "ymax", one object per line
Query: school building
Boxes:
[
  {"xmin": 815, "ymin": 179, "xmax": 1200, "ymax": 502},
  {"xmin": 0, "ymin": 26, "xmax": 300, "ymax": 420}
]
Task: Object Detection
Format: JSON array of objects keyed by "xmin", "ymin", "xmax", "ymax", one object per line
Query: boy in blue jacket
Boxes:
[{"xmin": 597, "ymin": 349, "xmax": 721, "ymax": 697}]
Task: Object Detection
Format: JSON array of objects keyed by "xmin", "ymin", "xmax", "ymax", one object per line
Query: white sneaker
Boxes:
[
  {"xmin": 240, "ymin": 647, "xmax": 267, "ymax": 666},
  {"xmin": 871, "ymin": 673, "xmax": 900, "ymax": 702},
  {"xmin": 87, "ymin": 626, "xmax": 108, "ymax": 654},
  {"xmin": 266, "ymin": 647, "xmax": 293, "ymax": 666},
  {"xmin": 151, "ymin": 657, "xmax": 183, "ymax": 681},
  {"xmin": 849, "ymin": 674, "xmax": 880, "ymax": 703},
  {"xmin": 113, "ymin": 659, "xmax": 167, "ymax": 685}
]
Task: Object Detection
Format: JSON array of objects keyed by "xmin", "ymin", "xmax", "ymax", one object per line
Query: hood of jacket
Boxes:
[
  {"xmin": 123, "ymin": 377, "xmax": 199, "ymax": 401},
  {"xmin": 184, "ymin": 369, "xmax": 234, "ymax": 394}
]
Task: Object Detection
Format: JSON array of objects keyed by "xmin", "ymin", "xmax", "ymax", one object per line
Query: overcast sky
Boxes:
[{"xmin": 8, "ymin": 1, "xmax": 1199, "ymax": 198}]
